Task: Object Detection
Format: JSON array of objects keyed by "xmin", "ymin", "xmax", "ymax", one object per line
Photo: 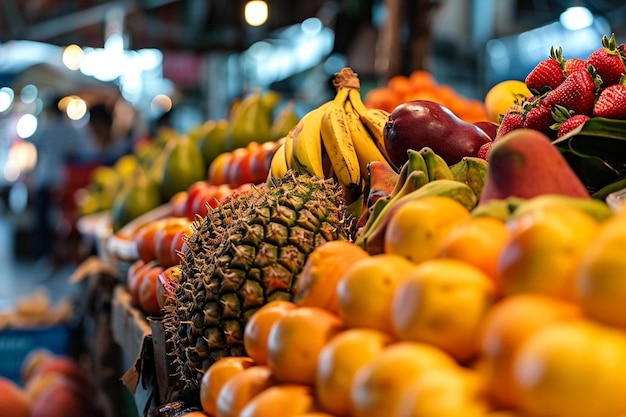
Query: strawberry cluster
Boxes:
[{"xmin": 497, "ymin": 33, "xmax": 626, "ymax": 140}]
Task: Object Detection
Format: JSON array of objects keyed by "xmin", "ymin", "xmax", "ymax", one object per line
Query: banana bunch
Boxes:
[{"xmin": 268, "ymin": 68, "xmax": 393, "ymax": 203}]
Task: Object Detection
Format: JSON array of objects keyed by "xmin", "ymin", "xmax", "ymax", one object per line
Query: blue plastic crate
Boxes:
[{"xmin": 0, "ymin": 324, "xmax": 73, "ymax": 385}]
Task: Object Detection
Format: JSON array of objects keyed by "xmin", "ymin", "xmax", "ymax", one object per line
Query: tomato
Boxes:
[
  {"xmin": 135, "ymin": 219, "xmax": 167, "ymax": 263},
  {"xmin": 138, "ymin": 264, "xmax": 164, "ymax": 316},
  {"xmin": 127, "ymin": 259, "xmax": 159, "ymax": 307},
  {"xmin": 155, "ymin": 218, "xmax": 192, "ymax": 268}
]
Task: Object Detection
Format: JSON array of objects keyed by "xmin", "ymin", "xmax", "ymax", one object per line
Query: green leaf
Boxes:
[{"xmin": 552, "ymin": 117, "xmax": 626, "ymax": 192}]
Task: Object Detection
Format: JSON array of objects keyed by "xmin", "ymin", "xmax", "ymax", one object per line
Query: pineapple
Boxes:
[{"xmin": 163, "ymin": 172, "xmax": 352, "ymax": 399}]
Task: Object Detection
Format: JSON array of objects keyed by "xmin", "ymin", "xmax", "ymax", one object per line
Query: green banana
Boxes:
[
  {"xmin": 449, "ymin": 157, "xmax": 489, "ymax": 199},
  {"xmin": 511, "ymin": 194, "xmax": 615, "ymax": 222},
  {"xmin": 390, "ymin": 149, "xmax": 429, "ymax": 198},
  {"xmin": 471, "ymin": 198, "xmax": 523, "ymax": 222},
  {"xmin": 420, "ymin": 147, "xmax": 453, "ymax": 181},
  {"xmin": 355, "ymin": 169, "xmax": 429, "ymax": 248}
]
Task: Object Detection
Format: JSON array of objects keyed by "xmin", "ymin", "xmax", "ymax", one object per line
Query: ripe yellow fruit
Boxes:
[
  {"xmin": 575, "ymin": 212, "xmax": 626, "ymax": 329},
  {"xmin": 243, "ymin": 300, "xmax": 296, "ymax": 365},
  {"xmin": 239, "ymin": 384, "xmax": 317, "ymax": 417},
  {"xmin": 384, "ymin": 196, "xmax": 472, "ymax": 264},
  {"xmin": 395, "ymin": 367, "xmax": 489, "ymax": 417},
  {"xmin": 484, "ymin": 79, "xmax": 531, "ymax": 123},
  {"xmin": 476, "ymin": 293, "xmax": 581, "ymax": 409},
  {"xmin": 266, "ymin": 306, "xmax": 343, "ymax": 385},
  {"xmin": 438, "ymin": 216, "xmax": 511, "ymax": 296},
  {"xmin": 390, "ymin": 259, "xmax": 495, "ymax": 363},
  {"xmin": 315, "ymin": 328, "xmax": 393, "ymax": 416},
  {"xmin": 216, "ymin": 365, "xmax": 275, "ymax": 417},
  {"xmin": 200, "ymin": 356, "xmax": 256, "ymax": 416},
  {"xmin": 498, "ymin": 205, "xmax": 600, "ymax": 300},
  {"xmin": 350, "ymin": 341, "xmax": 457, "ymax": 417},
  {"xmin": 512, "ymin": 319, "xmax": 626, "ymax": 417},
  {"xmin": 336, "ymin": 254, "xmax": 416, "ymax": 332},
  {"xmin": 294, "ymin": 240, "xmax": 370, "ymax": 313}
]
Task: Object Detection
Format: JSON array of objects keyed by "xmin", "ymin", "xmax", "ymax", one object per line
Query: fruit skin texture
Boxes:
[
  {"xmin": 215, "ymin": 365, "xmax": 275, "ymax": 417},
  {"xmin": 239, "ymin": 384, "xmax": 317, "ymax": 417},
  {"xmin": 390, "ymin": 259, "xmax": 495, "ymax": 363},
  {"xmin": 556, "ymin": 114, "xmax": 589, "ymax": 137},
  {"xmin": 498, "ymin": 205, "xmax": 600, "ymax": 300},
  {"xmin": 163, "ymin": 172, "xmax": 351, "ymax": 399},
  {"xmin": 243, "ymin": 300, "xmax": 296, "ymax": 365},
  {"xmin": 478, "ymin": 129, "xmax": 590, "ymax": 204},
  {"xmin": 0, "ymin": 376, "xmax": 31, "ymax": 417},
  {"xmin": 350, "ymin": 341, "xmax": 458, "ymax": 417},
  {"xmin": 543, "ymin": 69, "xmax": 597, "ymax": 116},
  {"xmin": 585, "ymin": 33, "xmax": 626, "ymax": 87},
  {"xmin": 199, "ymin": 356, "xmax": 255, "ymax": 416},
  {"xmin": 524, "ymin": 49, "xmax": 565, "ymax": 92},
  {"xmin": 592, "ymin": 83, "xmax": 626, "ymax": 119},
  {"xmin": 483, "ymin": 80, "xmax": 531, "ymax": 123},
  {"xmin": 511, "ymin": 319, "xmax": 626, "ymax": 417},
  {"xmin": 383, "ymin": 99, "xmax": 492, "ymax": 168}
]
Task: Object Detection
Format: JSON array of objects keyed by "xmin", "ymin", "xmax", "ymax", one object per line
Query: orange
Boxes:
[
  {"xmin": 336, "ymin": 254, "xmax": 416, "ymax": 332},
  {"xmin": 384, "ymin": 196, "xmax": 472, "ymax": 264},
  {"xmin": 243, "ymin": 300, "xmax": 296, "ymax": 365},
  {"xmin": 199, "ymin": 356, "xmax": 256, "ymax": 415},
  {"xmin": 294, "ymin": 241, "xmax": 370, "ymax": 313},
  {"xmin": 390, "ymin": 259, "xmax": 495, "ymax": 363},
  {"xmin": 476, "ymin": 293, "xmax": 581, "ymax": 409},
  {"xmin": 484, "ymin": 80, "xmax": 531, "ymax": 123},
  {"xmin": 215, "ymin": 365, "xmax": 275, "ymax": 417},
  {"xmin": 499, "ymin": 205, "xmax": 600, "ymax": 300},
  {"xmin": 315, "ymin": 328, "xmax": 393, "ymax": 416},
  {"xmin": 395, "ymin": 367, "xmax": 489, "ymax": 417},
  {"xmin": 350, "ymin": 341, "xmax": 457, "ymax": 417},
  {"xmin": 408, "ymin": 70, "xmax": 437, "ymax": 91},
  {"xmin": 239, "ymin": 384, "xmax": 317, "ymax": 417},
  {"xmin": 438, "ymin": 216, "xmax": 511, "ymax": 296},
  {"xmin": 575, "ymin": 211, "xmax": 626, "ymax": 329},
  {"xmin": 511, "ymin": 319, "xmax": 626, "ymax": 417},
  {"xmin": 266, "ymin": 306, "xmax": 343, "ymax": 385}
]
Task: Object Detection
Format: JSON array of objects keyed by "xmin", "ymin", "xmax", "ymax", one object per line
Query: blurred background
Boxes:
[{"xmin": 0, "ymin": 0, "xmax": 625, "ymax": 276}]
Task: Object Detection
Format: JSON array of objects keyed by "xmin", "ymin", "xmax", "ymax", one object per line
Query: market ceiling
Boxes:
[{"xmin": 0, "ymin": 0, "xmax": 328, "ymax": 52}]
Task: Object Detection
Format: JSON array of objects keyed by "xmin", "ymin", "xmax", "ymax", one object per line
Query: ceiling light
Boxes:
[
  {"xmin": 560, "ymin": 7, "xmax": 594, "ymax": 31},
  {"xmin": 245, "ymin": 1, "xmax": 269, "ymax": 27}
]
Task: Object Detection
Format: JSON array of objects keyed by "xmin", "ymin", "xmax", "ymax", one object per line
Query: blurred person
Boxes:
[{"xmin": 27, "ymin": 97, "xmax": 95, "ymax": 264}]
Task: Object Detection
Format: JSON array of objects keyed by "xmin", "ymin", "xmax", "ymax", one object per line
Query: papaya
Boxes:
[
  {"xmin": 160, "ymin": 135, "xmax": 206, "ymax": 201},
  {"xmin": 198, "ymin": 119, "xmax": 229, "ymax": 168}
]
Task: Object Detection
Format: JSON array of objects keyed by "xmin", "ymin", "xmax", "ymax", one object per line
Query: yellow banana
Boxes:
[
  {"xmin": 345, "ymin": 99, "xmax": 392, "ymax": 182},
  {"xmin": 348, "ymin": 88, "xmax": 393, "ymax": 165},
  {"xmin": 268, "ymin": 141, "xmax": 289, "ymax": 181},
  {"xmin": 291, "ymin": 103, "xmax": 332, "ymax": 178},
  {"xmin": 320, "ymin": 88, "xmax": 361, "ymax": 192},
  {"xmin": 282, "ymin": 127, "xmax": 296, "ymax": 170}
]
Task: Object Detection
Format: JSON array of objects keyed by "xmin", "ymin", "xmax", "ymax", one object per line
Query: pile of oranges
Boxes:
[
  {"xmin": 195, "ymin": 195, "xmax": 626, "ymax": 417},
  {"xmin": 364, "ymin": 70, "xmax": 490, "ymax": 124}
]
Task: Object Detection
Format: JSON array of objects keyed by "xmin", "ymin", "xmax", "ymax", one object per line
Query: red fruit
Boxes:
[
  {"xmin": 593, "ymin": 83, "xmax": 626, "ymax": 119},
  {"xmin": 138, "ymin": 265, "xmax": 164, "ymax": 316},
  {"xmin": 30, "ymin": 376, "xmax": 96, "ymax": 417},
  {"xmin": 544, "ymin": 69, "xmax": 597, "ymax": 116},
  {"xmin": 523, "ymin": 101, "xmax": 555, "ymax": 136},
  {"xmin": 495, "ymin": 105, "xmax": 525, "ymax": 139},
  {"xmin": 525, "ymin": 47, "xmax": 565, "ymax": 92},
  {"xmin": 0, "ymin": 376, "xmax": 31, "ymax": 417},
  {"xmin": 477, "ymin": 141, "xmax": 492, "ymax": 160},
  {"xmin": 557, "ymin": 114, "xmax": 590, "ymax": 137},
  {"xmin": 586, "ymin": 33, "xmax": 626, "ymax": 87},
  {"xmin": 564, "ymin": 57, "xmax": 587, "ymax": 76}
]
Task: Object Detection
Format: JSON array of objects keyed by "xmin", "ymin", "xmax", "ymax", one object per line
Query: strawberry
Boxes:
[
  {"xmin": 523, "ymin": 101, "xmax": 555, "ymax": 136},
  {"xmin": 586, "ymin": 33, "xmax": 626, "ymax": 87},
  {"xmin": 556, "ymin": 114, "xmax": 590, "ymax": 137},
  {"xmin": 477, "ymin": 141, "xmax": 492, "ymax": 160},
  {"xmin": 543, "ymin": 69, "xmax": 598, "ymax": 116},
  {"xmin": 564, "ymin": 58, "xmax": 587, "ymax": 76},
  {"xmin": 495, "ymin": 105, "xmax": 524, "ymax": 139},
  {"xmin": 525, "ymin": 46, "xmax": 565, "ymax": 93},
  {"xmin": 593, "ymin": 83, "xmax": 626, "ymax": 119}
]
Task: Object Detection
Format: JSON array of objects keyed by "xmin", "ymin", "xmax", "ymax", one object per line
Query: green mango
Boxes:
[
  {"xmin": 110, "ymin": 166, "xmax": 162, "ymax": 232},
  {"xmin": 160, "ymin": 135, "xmax": 207, "ymax": 201},
  {"xmin": 198, "ymin": 119, "xmax": 229, "ymax": 168},
  {"xmin": 225, "ymin": 89, "xmax": 275, "ymax": 150},
  {"xmin": 270, "ymin": 101, "xmax": 299, "ymax": 141}
]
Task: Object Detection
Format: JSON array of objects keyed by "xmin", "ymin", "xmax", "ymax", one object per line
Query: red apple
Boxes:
[
  {"xmin": 250, "ymin": 141, "xmax": 277, "ymax": 184},
  {"xmin": 31, "ymin": 377, "xmax": 96, "ymax": 417},
  {"xmin": 29, "ymin": 356, "xmax": 94, "ymax": 395},
  {"xmin": 128, "ymin": 259, "xmax": 158, "ymax": 306}
]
